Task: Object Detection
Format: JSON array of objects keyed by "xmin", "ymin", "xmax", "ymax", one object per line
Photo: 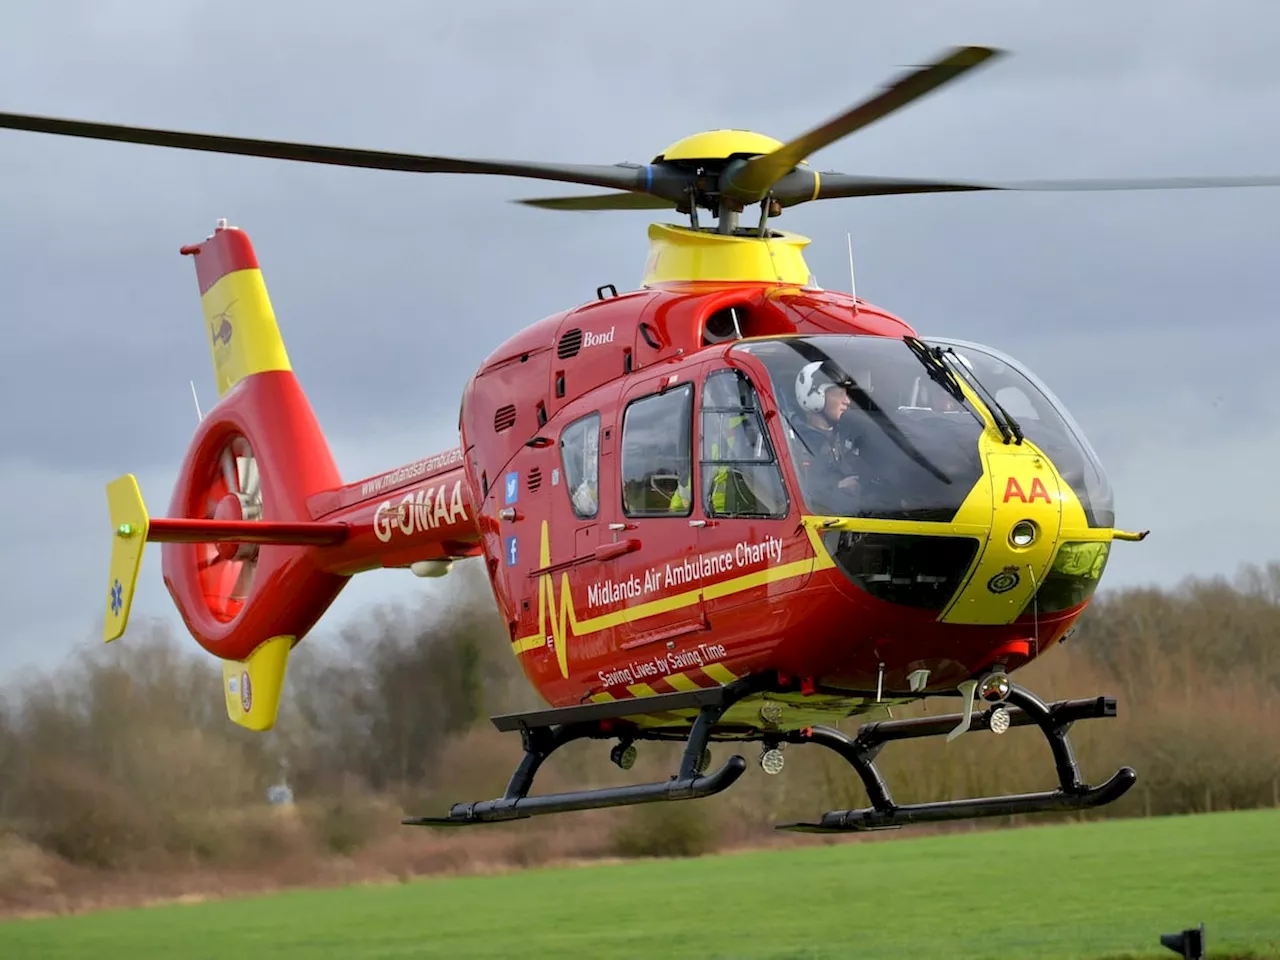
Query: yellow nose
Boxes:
[{"xmin": 939, "ymin": 448, "xmax": 1064, "ymax": 625}]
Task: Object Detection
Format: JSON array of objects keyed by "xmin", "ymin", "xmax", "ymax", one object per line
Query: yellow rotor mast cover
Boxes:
[{"xmin": 643, "ymin": 130, "xmax": 815, "ymax": 287}]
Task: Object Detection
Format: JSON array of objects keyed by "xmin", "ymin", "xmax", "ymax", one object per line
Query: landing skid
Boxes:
[
  {"xmin": 777, "ymin": 686, "xmax": 1137, "ymax": 832},
  {"xmin": 403, "ymin": 677, "xmax": 767, "ymax": 826},
  {"xmin": 403, "ymin": 676, "xmax": 1136, "ymax": 831}
]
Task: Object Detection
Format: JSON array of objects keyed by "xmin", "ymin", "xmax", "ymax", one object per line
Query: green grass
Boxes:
[{"xmin": 2, "ymin": 810, "xmax": 1277, "ymax": 959}]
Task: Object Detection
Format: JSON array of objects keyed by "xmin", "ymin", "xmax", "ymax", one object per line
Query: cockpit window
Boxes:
[
  {"xmin": 733, "ymin": 336, "xmax": 985, "ymax": 522},
  {"xmin": 926, "ymin": 338, "xmax": 1115, "ymax": 528}
]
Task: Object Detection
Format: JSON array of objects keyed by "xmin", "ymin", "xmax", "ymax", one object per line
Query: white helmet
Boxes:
[{"xmin": 795, "ymin": 361, "xmax": 842, "ymax": 413}]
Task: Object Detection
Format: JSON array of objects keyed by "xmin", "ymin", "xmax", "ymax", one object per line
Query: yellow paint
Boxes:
[
  {"xmin": 702, "ymin": 663, "xmax": 738, "ymax": 685},
  {"xmin": 665, "ymin": 672, "xmax": 701, "ymax": 692},
  {"xmin": 939, "ymin": 446, "xmax": 1064, "ymax": 624},
  {"xmin": 200, "ymin": 267, "xmax": 292, "ymax": 397},
  {"xmin": 221, "ymin": 635, "xmax": 293, "ymax": 732},
  {"xmin": 655, "ymin": 130, "xmax": 787, "ymax": 163},
  {"xmin": 104, "ymin": 474, "xmax": 150, "ymax": 642},
  {"xmin": 513, "ymin": 519, "xmax": 825, "ymax": 671},
  {"xmin": 641, "ymin": 223, "xmax": 812, "ymax": 286}
]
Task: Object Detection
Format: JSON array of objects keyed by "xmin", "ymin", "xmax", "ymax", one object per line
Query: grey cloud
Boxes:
[{"xmin": 2, "ymin": 0, "xmax": 1280, "ymax": 673}]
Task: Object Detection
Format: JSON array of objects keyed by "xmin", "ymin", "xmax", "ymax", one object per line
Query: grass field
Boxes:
[{"xmin": 1, "ymin": 809, "xmax": 1276, "ymax": 959}]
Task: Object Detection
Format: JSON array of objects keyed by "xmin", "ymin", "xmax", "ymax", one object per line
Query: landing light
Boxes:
[
  {"xmin": 1010, "ymin": 520, "xmax": 1038, "ymax": 547},
  {"xmin": 760, "ymin": 748, "xmax": 785, "ymax": 775},
  {"xmin": 989, "ymin": 706, "xmax": 1011, "ymax": 735}
]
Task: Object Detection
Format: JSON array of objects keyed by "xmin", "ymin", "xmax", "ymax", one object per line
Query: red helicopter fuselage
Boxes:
[{"xmin": 140, "ymin": 222, "xmax": 1126, "ymax": 736}]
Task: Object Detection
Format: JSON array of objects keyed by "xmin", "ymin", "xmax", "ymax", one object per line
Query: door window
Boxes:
[
  {"xmin": 700, "ymin": 369, "xmax": 789, "ymax": 518},
  {"xmin": 621, "ymin": 384, "xmax": 694, "ymax": 517},
  {"xmin": 559, "ymin": 411, "xmax": 600, "ymax": 519}
]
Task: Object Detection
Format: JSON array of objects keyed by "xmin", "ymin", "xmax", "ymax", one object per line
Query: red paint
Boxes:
[
  {"xmin": 1003, "ymin": 476, "xmax": 1051, "ymax": 503},
  {"xmin": 149, "ymin": 517, "xmax": 347, "ymax": 545},
  {"xmin": 180, "ymin": 222, "xmax": 261, "ymax": 295},
  {"xmin": 157, "ymin": 225, "xmax": 1102, "ymax": 708}
]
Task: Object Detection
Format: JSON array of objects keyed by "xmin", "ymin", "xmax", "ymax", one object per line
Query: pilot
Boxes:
[{"xmin": 791, "ymin": 361, "xmax": 863, "ymax": 513}]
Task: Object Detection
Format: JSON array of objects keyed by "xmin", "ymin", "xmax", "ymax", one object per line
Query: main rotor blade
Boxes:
[
  {"xmin": 0, "ymin": 111, "xmax": 657, "ymax": 194},
  {"xmin": 974, "ymin": 175, "xmax": 1280, "ymax": 193},
  {"xmin": 723, "ymin": 45, "xmax": 1003, "ymax": 201},
  {"xmin": 770, "ymin": 171, "xmax": 1280, "ymax": 205},
  {"xmin": 515, "ymin": 191, "xmax": 678, "ymax": 211}
]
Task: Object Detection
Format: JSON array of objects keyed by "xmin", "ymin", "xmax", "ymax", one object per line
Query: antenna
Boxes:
[
  {"xmin": 190, "ymin": 380, "xmax": 203, "ymax": 422},
  {"xmin": 847, "ymin": 232, "xmax": 857, "ymax": 301}
]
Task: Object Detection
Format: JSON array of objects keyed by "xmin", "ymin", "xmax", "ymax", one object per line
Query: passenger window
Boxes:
[
  {"xmin": 700, "ymin": 369, "xmax": 789, "ymax": 518},
  {"xmin": 559, "ymin": 412, "xmax": 600, "ymax": 519},
  {"xmin": 621, "ymin": 384, "xmax": 694, "ymax": 517}
]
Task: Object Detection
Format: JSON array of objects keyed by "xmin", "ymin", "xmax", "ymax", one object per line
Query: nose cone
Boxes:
[{"xmin": 939, "ymin": 449, "xmax": 1065, "ymax": 625}]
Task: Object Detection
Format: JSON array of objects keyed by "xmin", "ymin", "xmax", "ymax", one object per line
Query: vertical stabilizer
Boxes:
[
  {"xmin": 181, "ymin": 220, "xmax": 291, "ymax": 397},
  {"xmin": 222, "ymin": 635, "xmax": 294, "ymax": 731}
]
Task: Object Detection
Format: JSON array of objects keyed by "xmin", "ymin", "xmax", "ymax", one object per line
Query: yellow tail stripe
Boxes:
[{"xmin": 200, "ymin": 268, "xmax": 291, "ymax": 396}]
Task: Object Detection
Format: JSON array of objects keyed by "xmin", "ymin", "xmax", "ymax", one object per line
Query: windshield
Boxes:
[
  {"xmin": 733, "ymin": 336, "xmax": 986, "ymax": 522},
  {"xmin": 926, "ymin": 337, "xmax": 1114, "ymax": 528}
]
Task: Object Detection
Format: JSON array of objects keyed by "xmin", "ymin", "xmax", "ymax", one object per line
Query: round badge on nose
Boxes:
[{"xmin": 987, "ymin": 567, "xmax": 1020, "ymax": 594}]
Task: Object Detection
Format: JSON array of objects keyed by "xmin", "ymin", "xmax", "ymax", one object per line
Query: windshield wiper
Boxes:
[
  {"xmin": 781, "ymin": 339, "xmax": 952, "ymax": 484},
  {"xmin": 937, "ymin": 347, "xmax": 1024, "ymax": 445},
  {"xmin": 903, "ymin": 335, "xmax": 967, "ymax": 405}
]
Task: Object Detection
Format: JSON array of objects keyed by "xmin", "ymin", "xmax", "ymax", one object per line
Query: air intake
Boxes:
[
  {"xmin": 557, "ymin": 328, "xmax": 583, "ymax": 359},
  {"xmin": 493, "ymin": 405, "xmax": 516, "ymax": 432}
]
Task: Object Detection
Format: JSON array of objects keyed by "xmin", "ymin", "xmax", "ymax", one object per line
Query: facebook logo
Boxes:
[
  {"xmin": 504, "ymin": 471, "xmax": 519, "ymax": 505},
  {"xmin": 505, "ymin": 536, "xmax": 518, "ymax": 566}
]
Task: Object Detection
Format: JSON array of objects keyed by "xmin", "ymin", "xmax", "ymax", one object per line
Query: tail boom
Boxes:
[
  {"xmin": 307, "ymin": 451, "xmax": 482, "ymax": 576},
  {"xmin": 106, "ymin": 450, "xmax": 481, "ymax": 649}
]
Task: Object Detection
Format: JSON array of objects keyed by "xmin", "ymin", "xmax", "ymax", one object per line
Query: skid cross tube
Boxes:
[
  {"xmin": 777, "ymin": 684, "xmax": 1137, "ymax": 833},
  {"xmin": 404, "ymin": 678, "xmax": 762, "ymax": 827}
]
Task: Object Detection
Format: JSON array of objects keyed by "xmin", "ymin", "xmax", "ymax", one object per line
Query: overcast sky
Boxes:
[{"xmin": 2, "ymin": 0, "xmax": 1279, "ymax": 677}]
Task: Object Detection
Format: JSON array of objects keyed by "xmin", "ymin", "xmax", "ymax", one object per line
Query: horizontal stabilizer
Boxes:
[
  {"xmin": 222, "ymin": 634, "xmax": 293, "ymax": 731},
  {"xmin": 104, "ymin": 473, "xmax": 349, "ymax": 645},
  {"xmin": 147, "ymin": 517, "xmax": 348, "ymax": 546}
]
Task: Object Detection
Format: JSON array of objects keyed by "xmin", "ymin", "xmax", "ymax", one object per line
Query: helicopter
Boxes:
[{"xmin": 5, "ymin": 44, "xmax": 1277, "ymax": 833}]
